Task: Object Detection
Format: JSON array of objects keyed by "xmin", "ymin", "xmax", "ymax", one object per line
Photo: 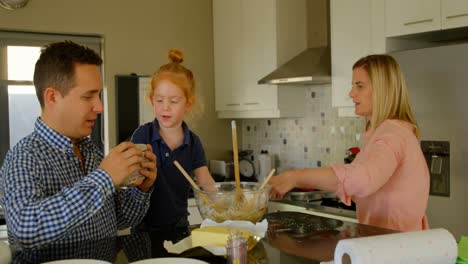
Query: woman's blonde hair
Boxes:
[
  {"xmin": 353, "ymin": 54, "xmax": 420, "ymax": 138},
  {"xmin": 149, "ymin": 49, "xmax": 200, "ymax": 117}
]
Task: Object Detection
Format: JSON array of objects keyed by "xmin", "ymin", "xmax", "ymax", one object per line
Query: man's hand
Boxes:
[
  {"xmin": 133, "ymin": 144, "xmax": 157, "ymax": 192},
  {"xmin": 99, "ymin": 142, "xmax": 145, "ymax": 186}
]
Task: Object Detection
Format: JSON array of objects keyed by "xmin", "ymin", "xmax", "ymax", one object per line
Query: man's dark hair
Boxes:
[{"xmin": 33, "ymin": 41, "xmax": 103, "ymax": 107}]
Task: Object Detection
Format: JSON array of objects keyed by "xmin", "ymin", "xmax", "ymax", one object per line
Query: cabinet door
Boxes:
[
  {"xmin": 330, "ymin": 0, "xmax": 372, "ymax": 108},
  {"xmin": 385, "ymin": 0, "xmax": 440, "ymax": 37},
  {"xmin": 213, "ymin": 0, "xmax": 276, "ymax": 112},
  {"xmin": 239, "ymin": 0, "xmax": 278, "ymax": 111},
  {"xmin": 213, "ymin": 1, "xmax": 243, "ymax": 112},
  {"xmin": 442, "ymin": 0, "xmax": 468, "ymax": 29}
]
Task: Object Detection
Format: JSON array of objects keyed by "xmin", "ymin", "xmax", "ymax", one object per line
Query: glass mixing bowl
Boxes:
[{"xmin": 193, "ymin": 181, "xmax": 271, "ymax": 223}]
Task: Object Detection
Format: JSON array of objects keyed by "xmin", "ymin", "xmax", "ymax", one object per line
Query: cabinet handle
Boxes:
[
  {"xmin": 446, "ymin": 13, "xmax": 468, "ymax": 19},
  {"xmin": 226, "ymin": 103, "xmax": 241, "ymax": 106},
  {"xmin": 403, "ymin": 18, "xmax": 433, "ymax": 26},
  {"xmin": 243, "ymin": 102, "xmax": 260, "ymax": 105}
]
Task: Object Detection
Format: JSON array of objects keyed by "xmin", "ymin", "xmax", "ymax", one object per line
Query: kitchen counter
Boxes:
[
  {"xmin": 268, "ymin": 200, "xmax": 358, "ymax": 223},
  {"xmin": 9, "ymin": 212, "xmax": 396, "ymax": 263}
]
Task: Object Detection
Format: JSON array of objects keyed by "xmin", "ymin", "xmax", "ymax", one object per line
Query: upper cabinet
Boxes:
[
  {"xmin": 442, "ymin": 0, "xmax": 468, "ymax": 29},
  {"xmin": 386, "ymin": 0, "xmax": 468, "ymax": 37},
  {"xmin": 213, "ymin": 0, "xmax": 308, "ymax": 119},
  {"xmin": 385, "ymin": 0, "xmax": 440, "ymax": 37},
  {"xmin": 330, "ymin": 0, "xmax": 385, "ymax": 112}
]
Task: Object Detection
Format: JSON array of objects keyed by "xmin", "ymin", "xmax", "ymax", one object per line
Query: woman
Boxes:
[{"xmin": 269, "ymin": 54, "xmax": 429, "ymax": 232}]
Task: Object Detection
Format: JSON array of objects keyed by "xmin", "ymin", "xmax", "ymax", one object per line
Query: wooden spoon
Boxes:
[
  {"xmin": 231, "ymin": 120, "xmax": 245, "ymax": 205},
  {"xmin": 244, "ymin": 168, "xmax": 275, "ymax": 210},
  {"xmin": 173, "ymin": 160, "xmax": 221, "ymax": 212}
]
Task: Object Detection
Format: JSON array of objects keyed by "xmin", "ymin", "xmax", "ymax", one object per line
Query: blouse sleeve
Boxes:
[{"xmin": 331, "ymin": 127, "xmax": 405, "ymax": 205}]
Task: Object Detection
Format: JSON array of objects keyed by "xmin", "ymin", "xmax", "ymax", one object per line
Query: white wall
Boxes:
[{"xmin": 0, "ymin": 0, "xmax": 232, "ymax": 160}]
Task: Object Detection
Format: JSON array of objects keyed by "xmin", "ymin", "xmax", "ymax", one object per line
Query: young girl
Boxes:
[
  {"xmin": 269, "ymin": 54, "xmax": 429, "ymax": 232},
  {"xmin": 131, "ymin": 49, "xmax": 215, "ymax": 233}
]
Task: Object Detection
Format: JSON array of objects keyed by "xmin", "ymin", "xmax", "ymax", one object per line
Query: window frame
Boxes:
[{"xmin": 0, "ymin": 30, "xmax": 106, "ymax": 162}]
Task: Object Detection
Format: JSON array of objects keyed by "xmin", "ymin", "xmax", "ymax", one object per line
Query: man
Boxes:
[{"xmin": 0, "ymin": 41, "xmax": 157, "ymax": 249}]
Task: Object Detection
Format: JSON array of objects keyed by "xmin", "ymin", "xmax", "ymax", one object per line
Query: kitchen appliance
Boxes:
[
  {"xmin": 238, "ymin": 150, "xmax": 257, "ymax": 182},
  {"xmin": 284, "ymin": 189, "xmax": 356, "ymax": 212},
  {"xmin": 257, "ymin": 1, "xmax": 330, "ymax": 85},
  {"xmin": 285, "ymin": 189, "xmax": 325, "ymax": 202},
  {"xmin": 115, "ymin": 74, "xmax": 152, "ymax": 143},
  {"xmin": 257, "ymin": 150, "xmax": 274, "ymax": 183},
  {"xmin": 209, "ymin": 151, "xmax": 257, "ymax": 182},
  {"xmin": 391, "ymin": 43, "xmax": 468, "ymax": 239},
  {"xmin": 209, "ymin": 160, "xmax": 233, "ymax": 182},
  {"xmin": 258, "ymin": 46, "xmax": 331, "ymax": 85},
  {"xmin": 421, "ymin": 141, "xmax": 450, "ymax": 197},
  {"xmin": 265, "ymin": 211, "xmax": 343, "ymax": 238}
]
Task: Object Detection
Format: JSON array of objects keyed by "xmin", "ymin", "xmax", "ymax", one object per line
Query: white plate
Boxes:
[
  {"xmin": 130, "ymin": 258, "xmax": 209, "ymax": 264},
  {"xmin": 43, "ymin": 260, "xmax": 110, "ymax": 264}
]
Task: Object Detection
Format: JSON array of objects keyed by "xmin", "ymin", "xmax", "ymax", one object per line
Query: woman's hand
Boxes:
[
  {"xmin": 269, "ymin": 167, "xmax": 340, "ymax": 200},
  {"xmin": 268, "ymin": 171, "xmax": 297, "ymax": 199}
]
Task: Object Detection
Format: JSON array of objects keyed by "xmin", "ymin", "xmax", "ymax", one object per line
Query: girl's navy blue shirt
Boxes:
[{"xmin": 131, "ymin": 119, "xmax": 207, "ymax": 227}]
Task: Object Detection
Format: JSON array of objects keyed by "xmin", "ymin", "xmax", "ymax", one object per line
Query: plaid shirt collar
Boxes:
[{"xmin": 34, "ymin": 117, "xmax": 93, "ymax": 155}]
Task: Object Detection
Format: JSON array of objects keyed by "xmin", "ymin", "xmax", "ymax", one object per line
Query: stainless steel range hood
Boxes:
[{"xmin": 258, "ymin": 45, "xmax": 331, "ymax": 85}]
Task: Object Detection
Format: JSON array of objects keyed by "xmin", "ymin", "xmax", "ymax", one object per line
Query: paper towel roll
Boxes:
[{"xmin": 334, "ymin": 228, "xmax": 457, "ymax": 264}]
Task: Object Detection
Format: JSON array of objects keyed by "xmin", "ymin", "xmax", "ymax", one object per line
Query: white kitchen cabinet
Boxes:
[
  {"xmin": 385, "ymin": 0, "xmax": 440, "ymax": 37},
  {"xmin": 441, "ymin": 0, "xmax": 468, "ymax": 29},
  {"xmin": 213, "ymin": 0, "xmax": 307, "ymax": 119},
  {"xmin": 386, "ymin": 0, "xmax": 468, "ymax": 37},
  {"xmin": 330, "ymin": 0, "xmax": 385, "ymax": 113}
]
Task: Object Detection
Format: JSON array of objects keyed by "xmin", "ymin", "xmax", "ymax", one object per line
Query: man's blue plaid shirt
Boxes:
[{"xmin": 0, "ymin": 118, "xmax": 151, "ymax": 249}]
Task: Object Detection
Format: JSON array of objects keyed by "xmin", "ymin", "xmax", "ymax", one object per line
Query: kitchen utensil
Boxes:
[
  {"xmin": 258, "ymin": 168, "xmax": 275, "ymax": 190},
  {"xmin": 174, "ymin": 160, "xmax": 221, "ymax": 212},
  {"xmin": 226, "ymin": 232, "xmax": 247, "ymax": 264},
  {"xmin": 285, "ymin": 189, "xmax": 327, "ymax": 202},
  {"xmin": 231, "ymin": 120, "xmax": 245, "ymax": 205},
  {"xmin": 193, "ymin": 182, "xmax": 270, "ymax": 223},
  {"xmin": 265, "ymin": 211, "xmax": 343, "ymax": 238},
  {"xmin": 244, "ymin": 169, "xmax": 275, "ymax": 211},
  {"xmin": 239, "ymin": 159, "xmax": 255, "ymax": 180},
  {"xmin": 122, "ymin": 144, "xmax": 148, "ymax": 186}
]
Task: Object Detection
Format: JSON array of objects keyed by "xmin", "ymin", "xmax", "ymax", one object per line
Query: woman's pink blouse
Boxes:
[{"xmin": 331, "ymin": 120, "xmax": 430, "ymax": 231}]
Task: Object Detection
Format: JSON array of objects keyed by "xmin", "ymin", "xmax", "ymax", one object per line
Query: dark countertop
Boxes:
[
  {"xmin": 10, "ymin": 212, "xmax": 396, "ymax": 263},
  {"xmin": 271, "ymin": 199, "xmax": 358, "ymax": 219}
]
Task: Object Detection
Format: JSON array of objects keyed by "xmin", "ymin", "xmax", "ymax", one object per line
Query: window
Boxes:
[
  {"xmin": 0, "ymin": 31, "xmax": 104, "ymax": 162},
  {"xmin": 7, "ymin": 46, "xmax": 41, "ymax": 148}
]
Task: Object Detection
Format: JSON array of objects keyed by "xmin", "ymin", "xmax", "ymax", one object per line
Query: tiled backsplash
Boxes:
[{"xmin": 241, "ymin": 84, "xmax": 365, "ymax": 173}]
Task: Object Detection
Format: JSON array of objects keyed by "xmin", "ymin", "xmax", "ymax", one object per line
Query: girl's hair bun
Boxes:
[{"xmin": 168, "ymin": 49, "xmax": 183, "ymax": 64}]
